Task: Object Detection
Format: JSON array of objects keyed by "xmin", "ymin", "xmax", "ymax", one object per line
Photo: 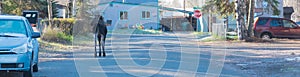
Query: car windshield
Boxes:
[{"xmin": 0, "ymin": 19, "xmax": 27, "ymax": 37}]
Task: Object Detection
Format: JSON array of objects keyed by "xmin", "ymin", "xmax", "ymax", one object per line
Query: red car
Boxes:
[{"xmin": 254, "ymin": 17, "xmax": 300, "ymax": 39}]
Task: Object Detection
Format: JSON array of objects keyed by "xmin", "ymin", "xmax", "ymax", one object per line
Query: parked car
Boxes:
[
  {"xmin": 0, "ymin": 15, "xmax": 40, "ymax": 77},
  {"xmin": 254, "ymin": 17, "xmax": 300, "ymax": 39},
  {"xmin": 22, "ymin": 11, "xmax": 41, "ymax": 32}
]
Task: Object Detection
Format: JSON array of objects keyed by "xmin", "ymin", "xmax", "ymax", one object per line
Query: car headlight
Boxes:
[{"xmin": 11, "ymin": 44, "xmax": 28, "ymax": 54}]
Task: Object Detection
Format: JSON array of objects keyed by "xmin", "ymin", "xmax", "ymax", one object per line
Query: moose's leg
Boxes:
[
  {"xmin": 98, "ymin": 35, "xmax": 102, "ymax": 57},
  {"xmin": 101, "ymin": 35, "xmax": 106, "ymax": 57},
  {"xmin": 94, "ymin": 34, "xmax": 97, "ymax": 57}
]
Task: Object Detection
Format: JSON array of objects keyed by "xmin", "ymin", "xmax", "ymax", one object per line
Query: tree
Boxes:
[
  {"xmin": 1, "ymin": 0, "xmax": 58, "ymax": 18},
  {"xmin": 202, "ymin": 0, "xmax": 236, "ymax": 38},
  {"xmin": 203, "ymin": 0, "xmax": 281, "ymax": 41},
  {"xmin": 247, "ymin": 0, "xmax": 255, "ymax": 37},
  {"xmin": 73, "ymin": 0, "xmax": 102, "ymax": 35}
]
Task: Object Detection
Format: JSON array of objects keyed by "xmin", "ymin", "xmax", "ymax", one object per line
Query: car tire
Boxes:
[
  {"xmin": 261, "ymin": 33, "xmax": 272, "ymax": 40},
  {"xmin": 33, "ymin": 64, "xmax": 38, "ymax": 72}
]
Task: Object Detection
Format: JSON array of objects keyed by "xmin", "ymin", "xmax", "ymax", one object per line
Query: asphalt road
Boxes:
[{"xmin": 28, "ymin": 32, "xmax": 244, "ymax": 77}]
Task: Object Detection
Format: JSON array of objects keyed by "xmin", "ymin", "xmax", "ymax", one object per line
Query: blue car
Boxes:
[
  {"xmin": 0, "ymin": 15, "xmax": 40, "ymax": 77},
  {"xmin": 296, "ymin": 22, "xmax": 300, "ymax": 25}
]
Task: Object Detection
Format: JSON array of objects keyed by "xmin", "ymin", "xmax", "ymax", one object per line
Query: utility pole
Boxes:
[
  {"xmin": 48, "ymin": 0, "xmax": 53, "ymax": 27},
  {"xmin": 72, "ymin": 0, "xmax": 76, "ymax": 17}
]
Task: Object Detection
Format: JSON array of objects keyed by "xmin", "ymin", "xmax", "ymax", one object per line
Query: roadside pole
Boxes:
[
  {"xmin": 193, "ymin": 7, "xmax": 202, "ymax": 32},
  {"xmin": 72, "ymin": 0, "xmax": 76, "ymax": 17},
  {"xmin": 197, "ymin": 18, "xmax": 200, "ymax": 32},
  {"xmin": 48, "ymin": 0, "xmax": 52, "ymax": 27}
]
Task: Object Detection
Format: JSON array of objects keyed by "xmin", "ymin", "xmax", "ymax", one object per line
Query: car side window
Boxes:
[
  {"xmin": 25, "ymin": 20, "xmax": 34, "ymax": 32},
  {"xmin": 257, "ymin": 19, "xmax": 268, "ymax": 25},
  {"xmin": 283, "ymin": 20, "xmax": 295, "ymax": 28},
  {"xmin": 24, "ymin": 20, "xmax": 34, "ymax": 37},
  {"xmin": 270, "ymin": 19, "xmax": 282, "ymax": 27}
]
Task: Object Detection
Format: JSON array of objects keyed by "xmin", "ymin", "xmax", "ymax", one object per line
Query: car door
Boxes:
[
  {"xmin": 286, "ymin": 20, "xmax": 300, "ymax": 37},
  {"xmin": 282, "ymin": 19, "xmax": 298, "ymax": 37},
  {"xmin": 269, "ymin": 19, "xmax": 288, "ymax": 37},
  {"xmin": 25, "ymin": 19, "xmax": 39, "ymax": 65}
]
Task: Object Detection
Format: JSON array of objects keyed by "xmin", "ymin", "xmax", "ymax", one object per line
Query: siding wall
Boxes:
[{"xmin": 100, "ymin": 3, "xmax": 159, "ymax": 30}]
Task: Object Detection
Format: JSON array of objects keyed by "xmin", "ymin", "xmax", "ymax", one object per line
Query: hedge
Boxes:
[{"xmin": 41, "ymin": 18, "xmax": 76, "ymax": 35}]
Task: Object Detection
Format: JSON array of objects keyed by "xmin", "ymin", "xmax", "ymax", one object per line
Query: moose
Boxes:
[{"xmin": 93, "ymin": 15, "xmax": 107, "ymax": 57}]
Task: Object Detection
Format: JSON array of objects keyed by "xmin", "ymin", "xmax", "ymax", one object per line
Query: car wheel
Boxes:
[
  {"xmin": 261, "ymin": 33, "xmax": 272, "ymax": 40},
  {"xmin": 33, "ymin": 64, "xmax": 38, "ymax": 72}
]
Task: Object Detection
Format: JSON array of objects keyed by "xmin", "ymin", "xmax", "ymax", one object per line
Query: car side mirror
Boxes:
[{"xmin": 32, "ymin": 32, "xmax": 41, "ymax": 38}]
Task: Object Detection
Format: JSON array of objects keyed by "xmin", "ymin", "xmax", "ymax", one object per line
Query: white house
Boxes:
[
  {"xmin": 54, "ymin": 0, "xmax": 70, "ymax": 18},
  {"xmin": 254, "ymin": 0, "xmax": 284, "ymax": 17},
  {"xmin": 96, "ymin": 1, "xmax": 159, "ymax": 31}
]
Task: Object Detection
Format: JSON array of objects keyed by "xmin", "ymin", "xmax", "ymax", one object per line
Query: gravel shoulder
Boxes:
[{"xmin": 201, "ymin": 39, "xmax": 300, "ymax": 77}]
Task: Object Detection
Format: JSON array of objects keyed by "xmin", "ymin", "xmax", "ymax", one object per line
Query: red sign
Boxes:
[{"xmin": 194, "ymin": 10, "xmax": 202, "ymax": 18}]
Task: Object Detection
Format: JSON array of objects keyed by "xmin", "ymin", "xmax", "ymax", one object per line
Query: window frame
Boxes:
[
  {"xmin": 142, "ymin": 11, "xmax": 151, "ymax": 19},
  {"xmin": 270, "ymin": 19, "xmax": 282, "ymax": 27},
  {"xmin": 256, "ymin": 18, "xmax": 268, "ymax": 26},
  {"xmin": 120, "ymin": 11, "xmax": 128, "ymax": 20},
  {"xmin": 283, "ymin": 19, "xmax": 298, "ymax": 28}
]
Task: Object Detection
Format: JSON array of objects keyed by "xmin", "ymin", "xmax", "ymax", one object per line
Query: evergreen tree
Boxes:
[{"xmin": 2, "ymin": 0, "xmax": 59, "ymax": 18}]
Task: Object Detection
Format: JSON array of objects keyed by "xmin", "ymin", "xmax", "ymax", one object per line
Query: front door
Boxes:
[
  {"xmin": 284, "ymin": 20, "xmax": 300, "ymax": 37},
  {"xmin": 269, "ymin": 19, "xmax": 288, "ymax": 37}
]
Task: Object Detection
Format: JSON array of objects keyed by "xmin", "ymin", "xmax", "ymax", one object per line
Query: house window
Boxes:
[
  {"xmin": 142, "ymin": 11, "xmax": 150, "ymax": 19},
  {"xmin": 120, "ymin": 11, "xmax": 128, "ymax": 20}
]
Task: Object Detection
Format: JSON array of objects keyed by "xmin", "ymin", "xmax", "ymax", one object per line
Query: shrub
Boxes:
[
  {"xmin": 41, "ymin": 18, "xmax": 76, "ymax": 35},
  {"xmin": 41, "ymin": 28, "xmax": 73, "ymax": 44},
  {"xmin": 57, "ymin": 32, "xmax": 73, "ymax": 42}
]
